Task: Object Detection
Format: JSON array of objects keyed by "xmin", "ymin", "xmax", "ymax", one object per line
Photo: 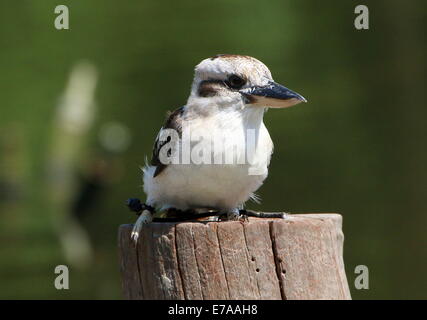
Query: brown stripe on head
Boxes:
[
  {"xmin": 197, "ymin": 79, "xmax": 226, "ymax": 97},
  {"xmin": 241, "ymin": 92, "xmax": 256, "ymax": 104}
]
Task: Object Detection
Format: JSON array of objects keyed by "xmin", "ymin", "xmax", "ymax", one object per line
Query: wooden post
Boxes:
[{"xmin": 118, "ymin": 214, "xmax": 351, "ymax": 300}]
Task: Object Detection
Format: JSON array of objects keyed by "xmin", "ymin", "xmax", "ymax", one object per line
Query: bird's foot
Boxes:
[
  {"xmin": 223, "ymin": 208, "xmax": 243, "ymax": 221},
  {"xmin": 131, "ymin": 209, "xmax": 153, "ymax": 244}
]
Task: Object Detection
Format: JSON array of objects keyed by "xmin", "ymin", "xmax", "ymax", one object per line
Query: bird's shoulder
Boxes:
[{"xmin": 150, "ymin": 106, "xmax": 185, "ymax": 177}]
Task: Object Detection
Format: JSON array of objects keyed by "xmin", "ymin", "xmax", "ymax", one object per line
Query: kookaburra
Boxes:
[{"xmin": 131, "ymin": 54, "xmax": 306, "ymax": 242}]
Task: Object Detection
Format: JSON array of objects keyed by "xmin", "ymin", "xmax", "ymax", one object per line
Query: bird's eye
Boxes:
[{"xmin": 226, "ymin": 74, "xmax": 246, "ymax": 89}]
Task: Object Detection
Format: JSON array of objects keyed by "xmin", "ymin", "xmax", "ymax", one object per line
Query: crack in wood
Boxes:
[
  {"xmin": 174, "ymin": 226, "xmax": 187, "ymax": 299},
  {"xmin": 189, "ymin": 224, "xmax": 205, "ymax": 299},
  {"xmin": 134, "ymin": 241, "xmax": 144, "ymax": 299},
  {"xmin": 242, "ymin": 223, "xmax": 261, "ymax": 298},
  {"xmin": 269, "ymin": 220, "xmax": 287, "ymax": 300},
  {"xmin": 216, "ymin": 223, "xmax": 232, "ymax": 299}
]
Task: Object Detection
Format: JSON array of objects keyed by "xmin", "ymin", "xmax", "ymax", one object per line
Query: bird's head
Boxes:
[{"xmin": 188, "ymin": 54, "xmax": 307, "ymax": 109}]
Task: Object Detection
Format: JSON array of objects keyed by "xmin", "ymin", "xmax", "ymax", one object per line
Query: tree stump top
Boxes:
[{"xmin": 118, "ymin": 214, "xmax": 351, "ymax": 300}]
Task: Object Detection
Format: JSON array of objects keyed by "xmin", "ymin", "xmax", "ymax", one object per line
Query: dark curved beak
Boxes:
[{"xmin": 240, "ymin": 81, "xmax": 307, "ymax": 108}]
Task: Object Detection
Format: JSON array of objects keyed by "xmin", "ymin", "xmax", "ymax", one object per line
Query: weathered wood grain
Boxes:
[
  {"xmin": 135, "ymin": 223, "xmax": 184, "ymax": 299},
  {"xmin": 190, "ymin": 223, "xmax": 229, "ymax": 299},
  {"xmin": 216, "ymin": 222, "xmax": 259, "ymax": 299},
  {"xmin": 118, "ymin": 214, "xmax": 351, "ymax": 300},
  {"xmin": 269, "ymin": 214, "xmax": 351, "ymax": 300},
  {"xmin": 243, "ymin": 220, "xmax": 282, "ymax": 299},
  {"xmin": 175, "ymin": 223, "xmax": 203, "ymax": 299},
  {"xmin": 118, "ymin": 224, "xmax": 143, "ymax": 299}
]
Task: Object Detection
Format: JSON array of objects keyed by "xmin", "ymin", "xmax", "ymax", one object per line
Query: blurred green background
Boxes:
[{"xmin": 0, "ymin": 0, "xmax": 426, "ymax": 299}]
